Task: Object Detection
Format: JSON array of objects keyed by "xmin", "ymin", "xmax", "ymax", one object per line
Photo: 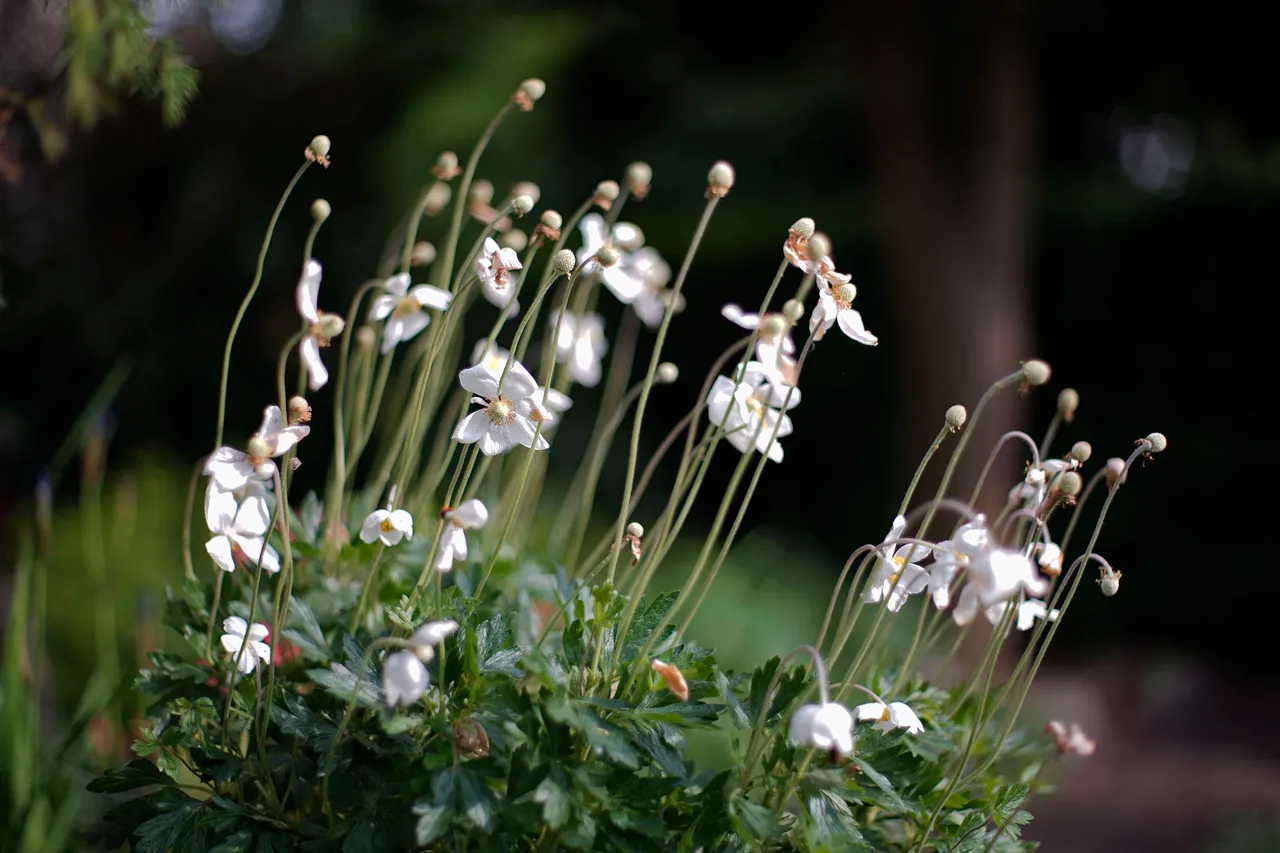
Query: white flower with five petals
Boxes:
[
  {"xmin": 435, "ymin": 499, "xmax": 489, "ymax": 572},
  {"xmin": 854, "ymin": 701, "xmax": 925, "ymax": 734},
  {"xmin": 552, "ymin": 312, "xmax": 607, "ymax": 387},
  {"xmin": 706, "ymin": 362, "xmax": 799, "ymax": 463},
  {"xmin": 295, "ymin": 259, "xmax": 345, "ymax": 390},
  {"xmin": 471, "ymin": 342, "xmax": 571, "ymax": 430},
  {"xmin": 577, "ymin": 214, "xmax": 647, "ymax": 303},
  {"xmin": 204, "ymin": 405, "xmax": 309, "ymax": 492},
  {"xmin": 929, "ymin": 516, "xmax": 991, "ymax": 609},
  {"xmin": 368, "ymin": 273, "xmax": 451, "ymax": 354},
  {"xmin": 952, "ymin": 549, "xmax": 1051, "ymax": 626},
  {"xmin": 204, "ymin": 483, "xmax": 279, "ymax": 574},
  {"xmin": 382, "ymin": 620, "xmax": 459, "ymax": 707},
  {"xmin": 475, "ymin": 237, "xmax": 522, "ymax": 310},
  {"xmin": 809, "ymin": 259, "xmax": 878, "ymax": 346},
  {"xmin": 221, "ymin": 616, "xmax": 271, "ymax": 675},
  {"xmin": 862, "ymin": 515, "xmax": 931, "ymax": 611},
  {"xmin": 789, "ymin": 702, "xmax": 856, "ymax": 756},
  {"xmin": 360, "ymin": 503, "xmax": 414, "ymax": 546},
  {"xmin": 452, "ymin": 358, "xmax": 550, "ymax": 456}
]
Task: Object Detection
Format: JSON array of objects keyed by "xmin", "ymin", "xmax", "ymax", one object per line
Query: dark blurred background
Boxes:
[{"xmin": 1, "ymin": 0, "xmax": 1274, "ymax": 850}]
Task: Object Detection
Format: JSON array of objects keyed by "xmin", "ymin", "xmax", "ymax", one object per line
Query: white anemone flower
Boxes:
[
  {"xmin": 862, "ymin": 515, "xmax": 930, "ymax": 611},
  {"xmin": 475, "ymin": 237, "xmax": 522, "ymax": 310},
  {"xmin": 985, "ymin": 598, "xmax": 1060, "ymax": 633},
  {"xmin": 706, "ymin": 361, "xmax": 799, "ymax": 463},
  {"xmin": 809, "ymin": 259, "xmax": 878, "ymax": 346},
  {"xmin": 221, "ymin": 616, "xmax": 271, "ymax": 675},
  {"xmin": 552, "ymin": 312, "xmax": 608, "ymax": 387},
  {"xmin": 383, "ymin": 650, "xmax": 429, "ymax": 707},
  {"xmin": 435, "ymin": 499, "xmax": 489, "ymax": 572},
  {"xmin": 854, "ymin": 701, "xmax": 925, "ymax": 735},
  {"xmin": 789, "ymin": 702, "xmax": 855, "ymax": 756},
  {"xmin": 205, "ymin": 405, "xmax": 310, "ymax": 492},
  {"xmin": 295, "ymin": 259, "xmax": 345, "ymax": 390},
  {"xmin": 360, "ymin": 501, "xmax": 414, "ymax": 546},
  {"xmin": 369, "ymin": 273, "xmax": 452, "ymax": 354},
  {"xmin": 952, "ymin": 549, "xmax": 1051, "ymax": 626},
  {"xmin": 929, "ymin": 516, "xmax": 992, "ymax": 609},
  {"xmin": 721, "ymin": 303, "xmax": 799, "ymax": 385},
  {"xmin": 577, "ymin": 213, "xmax": 647, "ymax": 303},
  {"xmin": 452, "ymin": 358, "xmax": 550, "ymax": 456},
  {"xmin": 471, "ymin": 340, "xmax": 511, "ymax": 373},
  {"xmin": 204, "ymin": 483, "xmax": 279, "ymax": 574},
  {"xmin": 409, "ymin": 619, "xmax": 459, "ymax": 658},
  {"xmin": 627, "ymin": 247, "xmax": 676, "ymax": 328}
]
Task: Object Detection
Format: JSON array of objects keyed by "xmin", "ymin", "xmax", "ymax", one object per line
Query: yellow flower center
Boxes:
[
  {"xmin": 392, "ymin": 296, "xmax": 420, "ymax": 318},
  {"xmin": 887, "ymin": 554, "xmax": 907, "ymax": 585},
  {"xmin": 878, "ymin": 706, "xmax": 891, "ymax": 723},
  {"xmin": 380, "ymin": 518, "xmax": 394, "ymax": 533},
  {"xmin": 486, "ymin": 397, "xmax": 514, "ymax": 426}
]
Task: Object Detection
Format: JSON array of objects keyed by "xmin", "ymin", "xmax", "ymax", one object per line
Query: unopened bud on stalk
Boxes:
[
  {"xmin": 656, "ymin": 362, "xmax": 679, "ymax": 383},
  {"xmin": 511, "ymin": 181, "xmax": 540, "ymax": 205},
  {"xmin": 499, "ymin": 229, "xmax": 527, "ymax": 252},
  {"xmin": 626, "ymin": 521, "xmax": 645, "ymax": 538},
  {"xmin": 511, "ymin": 194, "xmax": 534, "ymax": 216},
  {"xmin": 1021, "ymin": 359, "xmax": 1052, "ymax": 386},
  {"xmin": 552, "ymin": 249, "xmax": 576, "ymax": 275},
  {"xmin": 247, "ymin": 437, "xmax": 270, "ymax": 459},
  {"xmin": 945, "ymin": 405, "xmax": 967, "ymax": 432},
  {"xmin": 540, "ymin": 210, "xmax": 562, "ymax": 231},
  {"xmin": 515, "ymin": 78, "xmax": 546, "ymax": 110},
  {"xmin": 424, "ymin": 182, "xmax": 451, "ymax": 215},
  {"xmin": 1105, "ymin": 457, "xmax": 1127, "ymax": 487},
  {"xmin": 807, "ymin": 232, "xmax": 831, "ymax": 262},
  {"xmin": 317, "ymin": 314, "xmax": 345, "ymax": 338},
  {"xmin": 782, "ymin": 299, "xmax": 805, "ymax": 322},
  {"xmin": 1099, "ymin": 570, "xmax": 1121, "ymax": 597},
  {"xmin": 706, "ymin": 160, "xmax": 735, "ymax": 197},
  {"xmin": 1058, "ymin": 388, "xmax": 1079, "ymax": 422},
  {"xmin": 626, "ymin": 161, "xmax": 652, "ymax": 199},
  {"xmin": 596, "ymin": 246, "xmax": 621, "ymax": 268},
  {"xmin": 1057, "ymin": 471, "xmax": 1083, "ymax": 497},
  {"xmin": 288, "ymin": 396, "xmax": 312, "ymax": 425},
  {"xmin": 594, "ymin": 180, "xmax": 620, "ymax": 210},
  {"xmin": 412, "ymin": 241, "xmax": 437, "ymax": 266},
  {"xmin": 761, "ymin": 314, "xmax": 789, "ymax": 337},
  {"xmin": 311, "ymin": 199, "xmax": 331, "ymax": 223},
  {"xmin": 470, "ymin": 180, "xmax": 495, "ymax": 205},
  {"xmin": 1069, "ymin": 441, "xmax": 1092, "ymax": 463},
  {"xmin": 356, "ymin": 325, "xmax": 377, "ymax": 351},
  {"xmin": 1145, "ymin": 432, "xmax": 1168, "ymax": 453},
  {"xmin": 432, "ymin": 150, "xmax": 461, "ymax": 180},
  {"xmin": 308, "ymin": 135, "xmax": 330, "ymax": 158},
  {"xmin": 790, "ymin": 217, "xmax": 815, "ymax": 239}
]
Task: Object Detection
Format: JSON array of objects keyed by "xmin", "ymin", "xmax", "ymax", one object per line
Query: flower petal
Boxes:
[
  {"xmin": 384, "ymin": 273, "xmax": 411, "ymax": 297},
  {"xmin": 452, "ymin": 410, "xmax": 491, "ymax": 445},
  {"xmin": 458, "ymin": 363, "xmax": 501, "ymax": 399},
  {"xmin": 411, "ymin": 285, "xmax": 451, "ymax": 311},
  {"xmin": 296, "ymin": 259, "xmax": 322, "ymax": 322},
  {"xmin": 497, "ymin": 359, "xmax": 539, "ymax": 402},
  {"xmin": 369, "ymin": 294, "xmax": 396, "ymax": 321},
  {"xmin": 205, "ymin": 535, "xmax": 236, "ymax": 572},
  {"xmin": 204, "ymin": 483, "xmax": 237, "ymax": 533},
  {"xmin": 449, "ymin": 498, "xmax": 489, "ymax": 529},
  {"xmin": 361, "ymin": 509, "xmax": 390, "ymax": 544},
  {"xmin": 388, "ymin": 509, "xmax": 414, "ymax": 540},
  {"xmin": 837, "ymin": 308, "xmax": 879, "ymax": 345},
  {"xmin": 720, "ymin": 303, "xmax": 760, "ymax": 329},
  {"xmin": 300, "ymin": 337, "xmax": 329, "ymax": 391}
]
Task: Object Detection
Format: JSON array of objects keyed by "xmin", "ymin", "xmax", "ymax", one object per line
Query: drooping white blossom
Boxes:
[
  {"xmin": 205, "ymin": 405, "xmax": 310, "ymax": 492},
  {"xmin": 220, "ymin": 616, "xmax": 271, "ymax": 675},
  {"xmin": 369, "ymin": 273, "xmax": 452, "ymax": 354},
  {"xmin": 435, "ymin": 499, "xmax": 489, "ymax": 572},
  {"xmin": 854, "ymin": 701, "xmax": 925, "ymax": 735},
  {"xmin": 552, "ymin": 311, "xmax": 607, "ymax": 388},
  {"xmin": 475, "ymin": 237, "xmax": 522, "ymax": 310},
  {"xmin": 204, "ymin": 483, "xmax": 279, "ymax": 574},
  {"xmin": 360, "ymin": 504, "xmax": 414, "ymax": 546},
  {"xmin": 863, "ymin": 515, "xmax": 931, "ymax": 611},
  {"xmin": 952, "ymin": 549, "xmax": 1051, "ymax": 626},
  {"xmin": 721, "ymin": 303, "xmax": 799, "ymax": 385},
  {"xmin": 452, "ymin": 358, "xmax": 550, "ymax": 456},
  {"xmin": 985, "ymin": 598, "xmax": 1060, "ymax": 633},
  {"xmin": 789, "ymin": 702, "xmax": 856, "ymax": 756},
  {"xmin": 295, "ymin": 259, "xmax": 345, "ymax": 390},
  {"xmin": 809, "ymin": 259, "xmax": 878, "ymax": 346},
  {"xmin": 383, "ymin": 650, "xmax": 428, "ymax": 707},
  {"xmin": 705, "ymin": 361, "xmax": 799, "ymax": 463},
  {"xmin": 929, "ymin": 516, "xmax": 992, "ymax": 609}
]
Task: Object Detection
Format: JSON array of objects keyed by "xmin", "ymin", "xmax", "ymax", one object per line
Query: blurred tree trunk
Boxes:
[{"xmin": 857, "ymin": 0, "xmax": 1035, "ymax": 518}]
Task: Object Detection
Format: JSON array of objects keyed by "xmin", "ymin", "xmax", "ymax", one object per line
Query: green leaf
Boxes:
[
  {"xmin": 632, "ymin": 723, "xmax": 687, "ymax": 778},
  {"xmin": 87, "ymin": 759, "xmax": 171, "ymax": 793},
  {"xmin": 561, "ymin": 620, "xmax": 585, "ymax": 666},
  {"xmin": 283, "ymin": 598, "xmax": 330, "ymax": 661},
  {"xmin": 413, "ymin": 805, "xmax": 451, "ymax": 845},
  {"xmin": 481, "ymin": 647, "xmax": 524, "ymax": 678},
  {"xmin": 456, "ymin": 769, "xmax": 497, "ymax": 834},
  {"xmin": 852, "ymin": 757, "xmax": 912, "ymax": 815},
  {"xmin": 307, "ymin": 663, "xmax": 380, "ymax": 707},
  {"xmin": 208, "ymin": 829, "xmax": 253, "ymax": 853},
  {"xmin": 133, "ymin": 801, "xmax": 200, "ymax": 853},
  {"xmin": 619, "ymin": 591, "xmax": 678, "ymax": 662},
  {"xmin": 474, "ymin": 612, "xmax": 513, "ymax": 661},
  {"xmin": 730, "ymin": 792, "xmax": 784, "ymax": 842},
  {"xmin": 533, "ymin": 773, "xmax": 571, "ymax": 830},
  {"xmin": 715, "ymin": 666, "xmax": 750, "ymax": 729},
  {"xmin": 806, "ymin": 790, "xmax": 868, "ymax": 850}
]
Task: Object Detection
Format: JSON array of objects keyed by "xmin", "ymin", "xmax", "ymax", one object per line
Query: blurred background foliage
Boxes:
[{"xmin": 0, "ymin": 0, "xmax": 1274, "ymax": 849}]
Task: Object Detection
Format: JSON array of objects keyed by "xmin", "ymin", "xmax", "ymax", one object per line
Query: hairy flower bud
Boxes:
[
  {"xmin": 288, "ymin": 396, "xmax": 311, "ymax": 425},
  {"xmin": 807, "ymin": 232, "xmax": 831, "ymax": 262},
  {"xmin": 412, "ymin": 241, "xmax": 437, "ymax": 266},
  {"xmin": 1021, "ymin": 359, "xmax": 1051, "ymax": 386},
  {"xmin": 656, "ymin": 362, "xmax": 679, "ymax": 383},
  {"xmin": 626, "ymin": 521, "xmax": 645, "ymax": 538},
  {"xmin": 499, "ymin": 229, "xmax": 527, "ymax": 252},
  {"xmin": 707, "ymin": 160, "xmax": 735, "ymax": 197},
  {"xmin": 782, "ymin": 299, "xmax": 805, "ymax": 322},
  {"xmin": 540, "ymin": 210, "xmax": 563, "ymax": 231},
  {"xmin": 511, "ymin": 181, "xmax": 540, "ymax": 205},
  {"xmin": 1145, "ymin": 432, "xmax": 1168, "ymax": 453},
  {"xmin": 761, "ymin": 314, "xmax": 789, "ymax": 337},
  {"xmin": 1057, "ymin": 387, "xmax": 1079, "ymax": 422},
  {"xmin": 511, "ymin": 194, "xmax": 534, "ymax": 216},
  {"xmin": 790, "ymin": 217, "xmax": 815, "ymax": 240},
  {"xmin": 594, "ymin": 180, "xmax": 620, "ymax": 210},
  {"xmin": 626, "ymin": 161, "xmax": 652, "ymax": 199},
  {"xmin": 1099, "ymin": 571, "xmax": 1120, "ymax": 597},
  {"xmin": 246, "ymin": 437, "xmax": 270, "ymax": 459},
  {"xmin": 1057, "ymin": 471, "xmax": 1083, "ymax": 497},
  {"xmin": 317, "ymin": 313, "xmax": 345, "ymax": 339},
  {"xmin": 596, "ymin": 246, "xmax": 621, "ymax": 268},
  {"xmin": 470, "ymin": 179, "xmax": 494, "ymax": 205},
  {"xmin": 945, "ymin": 404, "xmax": 967, "ymax": 432},
  {"xmin": 356, "ymin": 325, "xmax": 377, "ymax": 351},
  {"xmin": 432, "ymin": 150, "xmax": 461, "ymax": 180},
  {"xmin": 1104, "ymin": 457, "xmax": 1127, "ymax": 488},
  {"xmin": 308, "ymin": 135, "xmax": 331, "ymax": 158},
  {"xmin": 310, "ymin": 199, "xmax": 331, "ymax": 223},
  {"xmin": 1069, "ymin": 441, "xmax": 1092, "ymax": 463},
  {"xmin": 552, "ymin": 249, "xmax": 576, "ymax": 275},
  {"xmin": 515, "ymin": 78, "xmax": 546, "ymax": 110},
  {"xmin": 424, "ymin": 182, "xmax": 451, "ymax": 215}
]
